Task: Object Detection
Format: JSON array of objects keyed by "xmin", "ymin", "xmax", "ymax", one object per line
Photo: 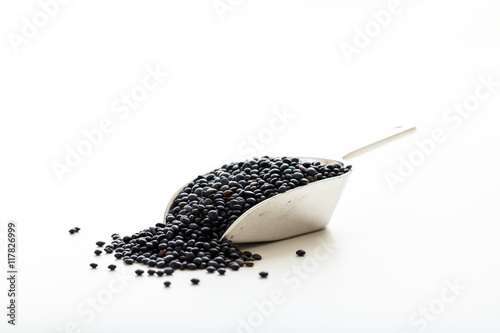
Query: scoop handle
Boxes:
[{"xmin": 342, "ymin": 125, "xmax": 416, "ymax": 160}]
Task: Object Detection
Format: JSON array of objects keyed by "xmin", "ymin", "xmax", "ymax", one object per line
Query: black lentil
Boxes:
[
  {"xmin": 69, "ymin": 228, "xmax": 76, "ymax": 234},
  {"xmin": 74, "ymin": 227, "xmax": 81, "ymax": 232},
  {"xmin": 164, "ymin": 267, "xmax": 174, "ymax": 275},
  {"xmin": 191, "ymin": 278, "xmax": 200, "ymax": 285},
  {"xmin": 208, "ymin": 210, "xmax": 218, "ymax": 220},
  {"xmin": 96, "ymin": 241, "xmax": 105, "ymax": 247},
  {"xmin": 217, "ymin": 268, "xmax": 226, "ymax": 275},
  {"xmin": 229, "ymin": 263, "xmax": 240, "ymax": 271},
  {"xmin": 296, "ymin": 249, "xmax": 306, "ymax": 256},
  {"xmin": 252, "ymin": 254, "xmax": 262, "ymax": 261},
  {"xmin": 94, "ymin": 249, "xmax": 102, "ymax": 256},
  {"xmin": 135, "ymin": 269, "xmax": 144, "ymax": 276},
  {"xmin": 108, "ymin": 264, "xmax": 117, "ymax": 271},
  {"xmin": 90, "ymin": 263, "xmax": 98, "ymax": 268},
  {"xmin": 163, "ymin": 281, "xmax": 171, "ymax": 287},
  {"xmin": 147, "ymin": 269, "xmax": 156, "ymax": 276},
  {"xmin": 259, "ymin": 271, "xmax": 268, "ymax": 278}
]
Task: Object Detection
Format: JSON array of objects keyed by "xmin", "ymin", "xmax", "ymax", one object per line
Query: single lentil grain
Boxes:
[
  {"xmin": 252, "ymin": 254, "xmax": 262, "ymax": 260},
  {"xmin": 296, "ymin": 249, "xmax": 306, "ymax": 256}
]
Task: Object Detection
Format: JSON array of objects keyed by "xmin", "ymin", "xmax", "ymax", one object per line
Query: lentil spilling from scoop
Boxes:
[{"xmin": 99, "ymin": 157, "xmax": 351, "ymax": 272}]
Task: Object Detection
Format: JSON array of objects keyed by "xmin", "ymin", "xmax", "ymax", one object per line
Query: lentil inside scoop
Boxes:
[{"xmin": 101, "ymin": 157, "xmax": 351, "ymax": 271}]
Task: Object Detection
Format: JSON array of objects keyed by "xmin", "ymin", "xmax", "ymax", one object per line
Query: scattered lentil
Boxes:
[{"xmin": 296, "ymin": 249, "xmax": 306, "ymax": 256}]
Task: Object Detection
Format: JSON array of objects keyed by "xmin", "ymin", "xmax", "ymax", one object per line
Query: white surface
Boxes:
[{"xmin": 1, "ymin": 1, "xmax": 500, "ymax": 332}]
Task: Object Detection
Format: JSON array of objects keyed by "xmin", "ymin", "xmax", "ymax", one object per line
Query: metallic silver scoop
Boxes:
[{"xmin": 164, "ymin": 126, "xmax": 416, "ymax": 243}]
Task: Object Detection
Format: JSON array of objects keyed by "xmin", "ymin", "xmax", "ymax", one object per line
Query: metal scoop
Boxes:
[{"xmin": 164, "ymin": 126, "xmax": 416, "ymax": 243}]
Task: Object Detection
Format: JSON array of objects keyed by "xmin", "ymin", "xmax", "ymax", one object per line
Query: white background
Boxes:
[{"xmin": 1, "ymin": 0, "xmax": 500, "ymax": 332}]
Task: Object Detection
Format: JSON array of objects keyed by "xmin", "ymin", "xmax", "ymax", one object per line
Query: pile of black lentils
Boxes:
[{"xmin": 92, "ymin": 157, "xmax": 351, "ymax": 277}]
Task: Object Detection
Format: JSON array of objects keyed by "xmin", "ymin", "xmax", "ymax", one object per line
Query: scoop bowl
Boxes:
[{"xmin": 163, "ymin": 126, "xmax": 415, "ymax": 243}]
